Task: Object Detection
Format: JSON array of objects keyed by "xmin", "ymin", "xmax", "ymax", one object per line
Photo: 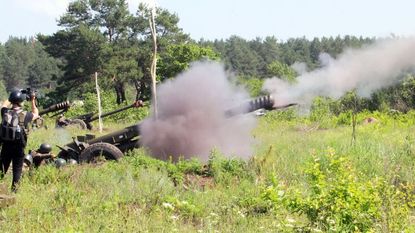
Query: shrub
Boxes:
[
  {"xmin": 310, "ymin": 97, "xmax": 337, "ymax": 128},
  {"xmin": 206, "ymin": 150, "xmax": 253, "ymax": 184},
  {"xmin": 261, "ymin": 148, "xmax": 415, "ymax": 232},
  {"xmin": 162, "ymin": 195, "xmax": 203, "ymax": 220}
]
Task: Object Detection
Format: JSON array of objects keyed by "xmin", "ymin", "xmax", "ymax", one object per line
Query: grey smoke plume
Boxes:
[
  {"xmin": 264, "ymin": 37, "xmax": 415, "ymax": 106},
  {"xmin": 291, "ymin": 62, "xmax": 308, "ymax": 75},
  {"xmin": 140, "ymin": 61, "xmax": 257, "ymax": 161}
]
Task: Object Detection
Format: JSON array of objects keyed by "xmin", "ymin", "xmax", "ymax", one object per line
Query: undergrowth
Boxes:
[{"xmin": 1, "ymin": 110, "xmax": 415, "ymax": 232}]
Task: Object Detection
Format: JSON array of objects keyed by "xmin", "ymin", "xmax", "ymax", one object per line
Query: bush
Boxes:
[
  {"xmin": 310, "ymin": 97, "xmax": 337, "ymax": 128},
  {"xmin": 261, "ymin": 148, "xmax": 415, "ymax": 232},
  {"xmin": 206, "ymin": 150, "xmax": 253, "ymax": 184},
  {"xmin": 262, "ymin": 108, "xmax": 298, "ymax": 122},
  {"xmin": 161, "ymin": 195, "xmax": 203, "ymax": 220}
]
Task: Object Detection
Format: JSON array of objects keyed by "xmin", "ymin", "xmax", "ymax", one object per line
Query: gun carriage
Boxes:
[
  {"xmin": 56, "ymin": 100, "xmax": 143, "ymax": 130},
  {"xmin": 56, "ymin": 95, "xmax": 296, "ymax": 163}
]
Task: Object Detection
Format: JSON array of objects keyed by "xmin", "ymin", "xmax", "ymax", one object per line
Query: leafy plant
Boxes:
[{"xmin": 261, "ymin": 148, "xmax": 415, "ymax": 232}]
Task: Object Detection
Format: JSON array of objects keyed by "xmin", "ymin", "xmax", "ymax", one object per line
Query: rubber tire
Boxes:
[
  {"xmin": 78, "ymin": 142, "xmax": 123, "ymax": 163},
  {"xmin": 68, "ymin": 119, "xmax": 88, "ymax": 130}
]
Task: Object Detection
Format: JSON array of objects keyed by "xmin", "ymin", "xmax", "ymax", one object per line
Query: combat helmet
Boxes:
[
  {"xmin": 38, "ymin": 143, "xmax": 52, "ymax": 154},
  {"xmin": 54, "ymin": 158, "xmax": 67, "ymax": 168},
  {"xmin": 8, "ymin": 90, "xmax": 25, "ymax": 104}
]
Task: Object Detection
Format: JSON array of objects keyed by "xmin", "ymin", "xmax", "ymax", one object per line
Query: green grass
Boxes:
[{"xmin": 1, "ymin": 112, "xmax": 415, "ymax": 232}]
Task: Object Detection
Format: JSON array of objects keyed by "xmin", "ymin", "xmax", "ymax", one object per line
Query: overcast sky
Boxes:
[{"xmin": 1, "ymin": 0, "xmax": 415, "ymax": 43}]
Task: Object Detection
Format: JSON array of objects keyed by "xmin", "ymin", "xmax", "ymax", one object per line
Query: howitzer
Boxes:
[
  {"xmin": 39, "ymin": 101, "xmax": 71, "ymax": 116},
  {"xmin": 32, "ymin": 101, "xmax": 71, "ymax": 129},
  {"xmin": 56, "ymin": 100, "xmax": 143, "ymax": 130},
  {"xmin": 56, "ymin": 95, "xmax": 296, "ymax": 163}
]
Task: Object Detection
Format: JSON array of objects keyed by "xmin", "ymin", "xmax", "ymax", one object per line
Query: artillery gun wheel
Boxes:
[
  {"xmin": 68, "ymin": 119, "xmax": 88, "ymax": 130},
  {"xmin": 78, "ymin": 142, "xmax": 123, "ymax": 163}
]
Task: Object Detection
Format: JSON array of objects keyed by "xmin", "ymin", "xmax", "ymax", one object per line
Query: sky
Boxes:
[{"xmin": 1, "ymin": 0, "xmax": 415, "ymax": 43}]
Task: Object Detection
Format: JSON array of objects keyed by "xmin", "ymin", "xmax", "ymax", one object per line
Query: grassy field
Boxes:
[{"xmin": 1, "ymin": 111, "xmax": 415, "ymax": 232}]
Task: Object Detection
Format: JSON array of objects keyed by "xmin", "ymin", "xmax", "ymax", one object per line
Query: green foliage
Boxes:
[
  {"xmin": 266, "ymin": 60, "xmax": 296, "ymax": 82},
  {"xmin": 0, "ymin": 79, "xmax": 7, "ymax": 100},
  {"xmin": 261, "ymin": 148, "xmax": 415, "ymax": 232},
  {"xmin": 290, "ymin": 150, "xmax": 382, "ymax": 232},
  {"xmin": 41, "ymin": 1, "xmax": 191, "ymax": 101},
  {"xmin": 236, "ymin": 76, "xmax": 264, "ymax": 97},
  {"xmin": 333, "ymin": 109, "xmax": 415, "ymax": 127},
  {"xmin": 27, "ymin": 42, "xmax": 63, "ymax": 90},
  {"xmin": 224, "ymin": 36, "xmax": 264, "ymax": 76},
  {"xmin": 262, "ymin": 108, "xmax": 298, "ymax": 122},
  {"xmin": 310, "ymin": 96, "xmax": 337, "ymax": 128},
  {"xmin": 127, "ymin": 153, "xmax": 206, "ymax": 185},
  {"xmin": 204, "ymin": 35, "xmax": 373, "ymax": 78},
  {"xmin": 0, "ymin": 38, "xmax": 34, "ymax": 89},
  {"xmin": 368, "ymin": 74, "xmax": 415, "ymax": 112},
  {"xmin": 158, "ymin": 43, "xmax": 220, "ymax": 80},
  {"xmin": 206, "ymin": 150, "xmax": 254, "ymax": 184},
  {"xmin": 101, "ymin": 40, "xmax": 143, "ymax": 89},
  {"xmin": 3, "ymin": 111, "xmax": 415, "ymax": 232},
  {"xmin": 162, "ymin": 195, "xmax": 203, "ymax": 220},
  {"xmin": 0, "ymin": 38, "xmax": 59, "ymax": 91},
  {"xmin": 125, "ymin": 149, "xmax": 252, "ymax": 186},
  {"xmin": 65, "ymin": 91, "xmax": 149, "ymax": 123},
  {"xmin": 166, "ymin": 158, "xmax": 206, "ymax": 185},
  {"xmin": 27, "ymin": 164, "xmax": 72, "ymax": 185}
]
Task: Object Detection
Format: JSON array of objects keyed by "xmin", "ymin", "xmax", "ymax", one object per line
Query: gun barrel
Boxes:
[
  {"xmin": 225, "ymin": 95, "xmax": 297, "ymax": 117},
  {"xmin": 88, "ymin": 103, "xmax": 137, "ymax": 122},
  {"xmin": 225, "ymin": 95, "xmax": 275, "ymax": 117},
  {"xmin": 39, "ymin": 101, "xmax": 71, "ymax": 116},
  {"xmin": 274, "ymin": 103, "xmax": 298, "ymax": 109},
  {"xmin": 87, "ymin": 124, "xmax": 141, "ymax": 145},
  {"xmin": 247, "ymin": 95, "xmax": 275, "ymax": 112}
]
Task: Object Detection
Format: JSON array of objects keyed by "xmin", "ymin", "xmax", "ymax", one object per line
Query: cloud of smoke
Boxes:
[
  {"xmin": 140, "ymin": 61, "xmax": 257, "ymax": 161},
  {"xmin": 264, "ymin": 37, "xmax": 415, "ymax": 106},
  {"xmin": 291, "ymin": 62, "xmax": 308, "ymax": 75}
]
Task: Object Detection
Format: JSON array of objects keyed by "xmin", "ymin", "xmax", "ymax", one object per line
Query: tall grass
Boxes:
[{"xmin": 0, "ymin": 111, "xmax": 414, "ymax": 232}]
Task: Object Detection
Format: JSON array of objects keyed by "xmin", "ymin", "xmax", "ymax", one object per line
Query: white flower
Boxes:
[
  {"xmin": 286, "ymin": 218, "xmax": 296, "ymax": 223},
  {"xmin": 162, "ymin": 202, "xmax": 174, "ymax": 210},
  {"xmin": 209, "ymin": 212, "xmax": 218, "ymax": 217}
]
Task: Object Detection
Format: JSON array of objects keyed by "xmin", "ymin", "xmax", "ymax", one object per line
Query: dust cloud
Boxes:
[
  {"xmin": 140, "ymin": 61, "xmax": 257, "ymax": 161},
  {"xmin": 264, "ymin": 37, "xmax": 415, "ymax": 106}
]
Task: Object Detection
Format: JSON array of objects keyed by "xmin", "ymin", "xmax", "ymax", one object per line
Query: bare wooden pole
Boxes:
[
  {"xmin": 149, "ymin": 7, "xmax": 158, "ymax": 118},
  {"xmin": 95, "ymin": 72, "xmax": 103, "ymax": 133}
]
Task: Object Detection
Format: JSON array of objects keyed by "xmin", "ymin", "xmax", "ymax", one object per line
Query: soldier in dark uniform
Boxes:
[{"xmin": 0, "ymin": 90, "xmax": 38, "ymax": 192}]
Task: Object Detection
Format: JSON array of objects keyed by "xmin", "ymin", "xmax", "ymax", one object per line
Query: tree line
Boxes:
[{"xmin": 0, "ymin": 0, "xmax": 413, "ymax": 112}]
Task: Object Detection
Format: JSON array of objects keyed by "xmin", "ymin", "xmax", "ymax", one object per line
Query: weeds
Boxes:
[{"xmin": 1, "ymin": 111, "xmax": 415, "ymax": 232}]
